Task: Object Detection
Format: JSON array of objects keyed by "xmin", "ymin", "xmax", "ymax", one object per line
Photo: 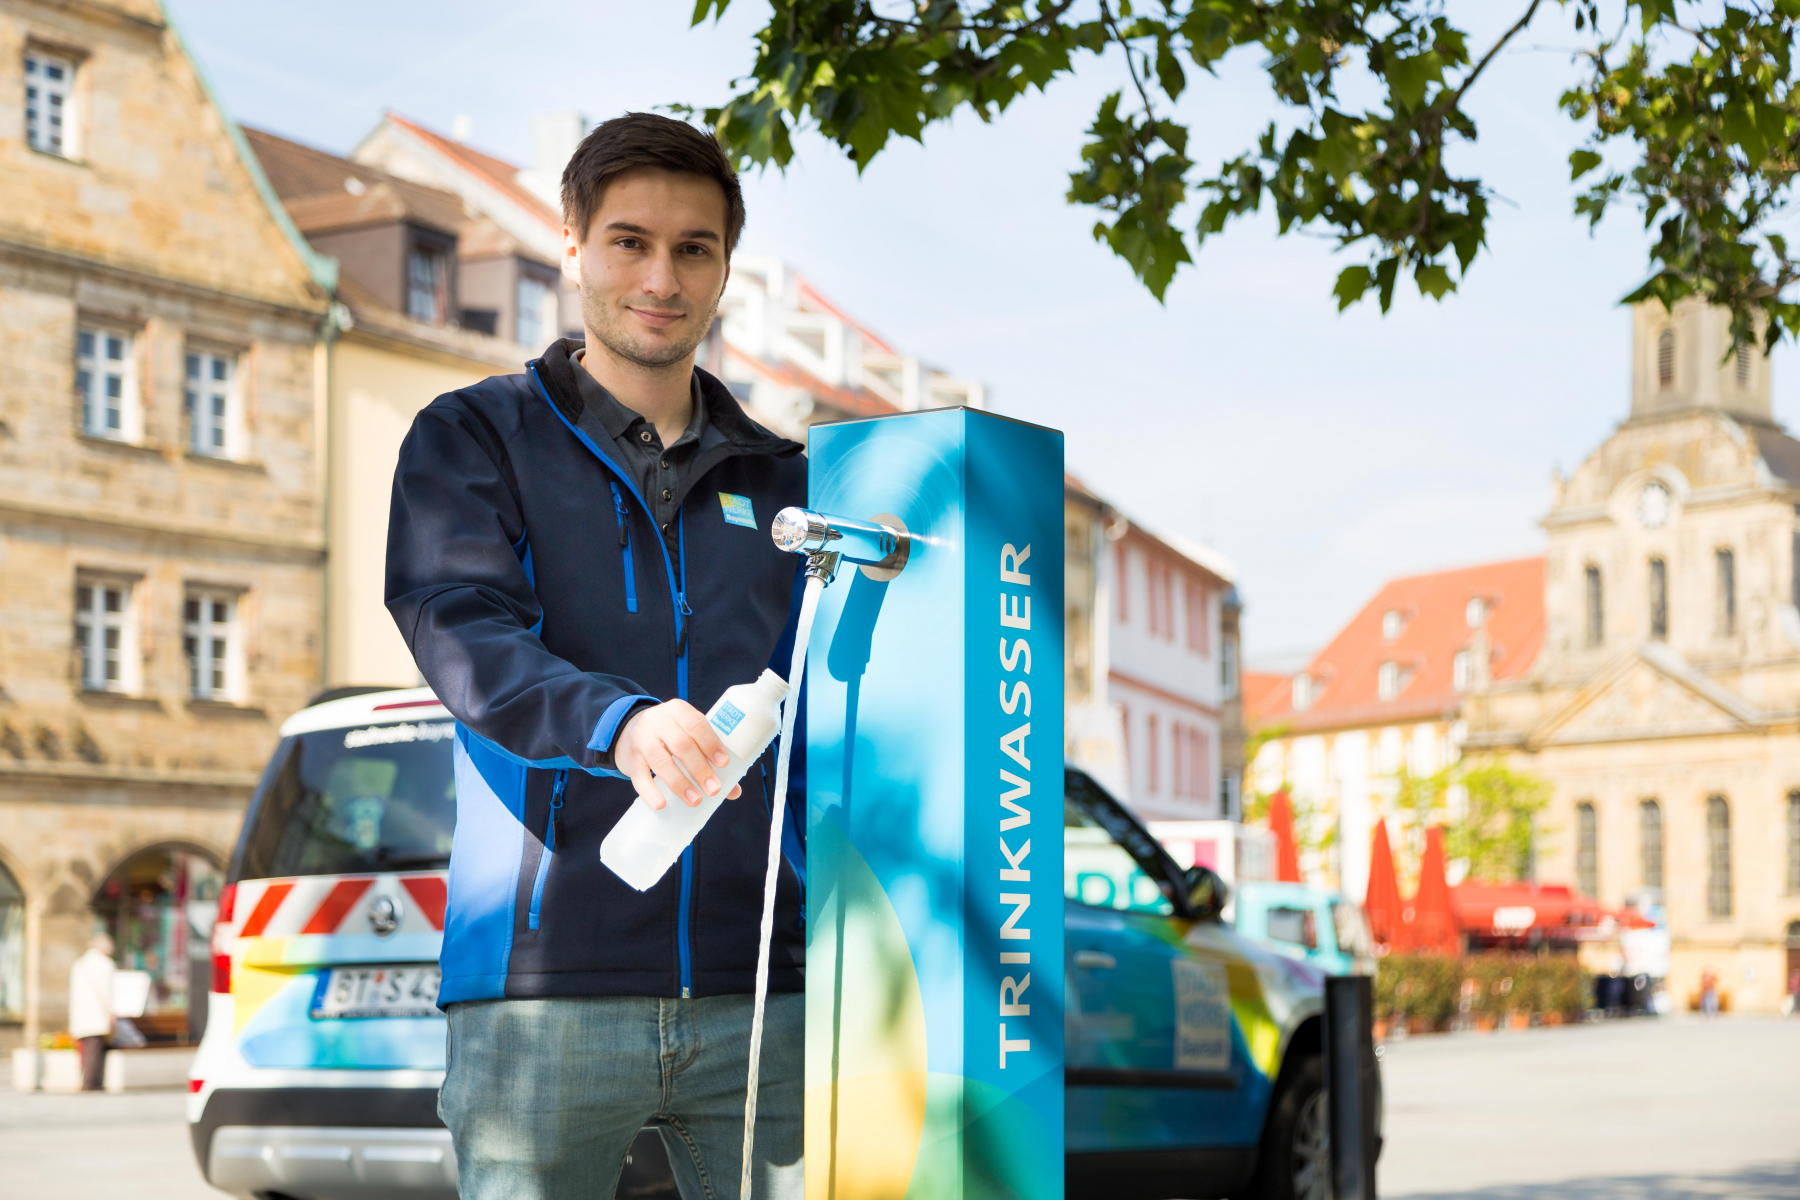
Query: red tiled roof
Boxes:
[
  {"xmin": 1241, "ymin": 672, "xmax": 1292, "ymax": 726},
  {"xmin": 1256, "ymin": 556, "xmax": 1545, "ymax": 733},
  {"xmin": 796, "ymin": 277, "xmax": 896, "ymax": 355},
  {"xmin": 384, "ymin": 113, "xmax": 562, "ymax": 231}
]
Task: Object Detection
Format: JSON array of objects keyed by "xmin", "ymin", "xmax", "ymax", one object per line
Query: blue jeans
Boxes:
[{"xmin": 440, "ymin": 993, "xmax": 803, "ymax": 1200}]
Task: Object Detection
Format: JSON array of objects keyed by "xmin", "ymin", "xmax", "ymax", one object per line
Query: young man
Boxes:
[{"xmin": 386, "ymin": 112, "xmax": 807, "ymax": 1199}]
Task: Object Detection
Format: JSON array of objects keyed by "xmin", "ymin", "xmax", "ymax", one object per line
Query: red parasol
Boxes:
[
  {"xmin": 1364, "ymin": 818, "xmax": 1403, "ymax": 950},
  {"xmin": 1267, "ymin": 789, "xmax": 1303, "ymax": 883},
  {"xmin": 1406, "ymin": 825, "xmax": 1461, "ymax": 956}
]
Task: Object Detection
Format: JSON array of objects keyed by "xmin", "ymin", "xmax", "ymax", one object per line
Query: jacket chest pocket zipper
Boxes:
[
  {"xmin": 610, "ymin": 482, "xmax": 638, "ymax": 613},
  {"xmin": 527, "ymin": 769, "xmax": 568, "ymax": 931}
]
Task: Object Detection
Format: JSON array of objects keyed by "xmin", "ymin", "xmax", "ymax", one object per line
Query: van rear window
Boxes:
[{"xmin": 235, "ymin": 723, "xmax": 456, "ymax": 881}]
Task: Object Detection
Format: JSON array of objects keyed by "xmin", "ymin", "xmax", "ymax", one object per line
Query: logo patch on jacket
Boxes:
[{"xmin": 719, "ymin": 493, "xmax": 757, "ymax": 529}]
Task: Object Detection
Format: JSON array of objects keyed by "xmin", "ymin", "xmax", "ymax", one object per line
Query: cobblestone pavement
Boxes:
[
  {"xmin": 1, "ymin": 1015, "xmax": 1795, "ymax": 1199},
  {"xmin": 1377, "ymin": 1015, "xmax": 1800, "ymax": 1199}
]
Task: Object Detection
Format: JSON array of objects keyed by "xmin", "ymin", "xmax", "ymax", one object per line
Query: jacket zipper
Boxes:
[
  {"xmin": 527, "ymin": 770, "xmax": 568, "ymax": 931},
  {"xmin": 610, "ymin": 482, "xmax": 638, "ymax": 613},
  {"xmin": 675, "ymin": 512, "xmax": 693, "ymax": 997},
  {"xmin": 528, "ymin": 365, "xmax": 699, "ymax": 999}
]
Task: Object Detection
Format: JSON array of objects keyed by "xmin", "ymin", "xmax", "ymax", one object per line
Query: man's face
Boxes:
[{"xmin": 562, "ymin": 167, "xmax": 730, "ymax": 369}]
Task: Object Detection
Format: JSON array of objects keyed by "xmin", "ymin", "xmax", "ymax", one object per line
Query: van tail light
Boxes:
[
  {"xmin": 189, "ymin": 1078, "xmax": 204, "ymax": 1094},
  {"xmin": 211, "ymin": 883, "xmax": 237, "ymax": 994}
]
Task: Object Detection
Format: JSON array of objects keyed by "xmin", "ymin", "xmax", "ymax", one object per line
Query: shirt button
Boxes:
[
  {"xmin": 661, "ymin": 460, "xmax": 669, "ymax": 469},
  {"xmin": 639, "ymin": 430, "xmax": 653, "ymax": 443},
  {"xmin": 662, "ymin": 489, "xmax": 672, "ymax": 502}
]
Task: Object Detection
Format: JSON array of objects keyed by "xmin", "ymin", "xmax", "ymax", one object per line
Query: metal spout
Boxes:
[{"xmin": 772, "ymin": 508, "xmax": 910, "ymax": 580}]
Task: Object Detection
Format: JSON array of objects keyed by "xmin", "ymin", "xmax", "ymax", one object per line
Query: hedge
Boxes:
[{"xmin": 1375, "ymin": 952, "xmax": 1589, "ymax": 1028}]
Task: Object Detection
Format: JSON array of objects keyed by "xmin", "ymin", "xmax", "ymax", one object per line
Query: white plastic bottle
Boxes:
[{"xmin": 600, "ymin": 669, "xmax": 791, "ymax": 892}]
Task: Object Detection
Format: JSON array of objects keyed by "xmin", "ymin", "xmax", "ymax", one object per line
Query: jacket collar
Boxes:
[{"xmin": 533, "ymin": 339, "xmax": 802, "ymax": 461}]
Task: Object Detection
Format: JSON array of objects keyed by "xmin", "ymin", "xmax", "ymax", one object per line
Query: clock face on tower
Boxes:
[{"xmin": 1639, "ymin": 480, "xmax": 1672, "ymax": 528}]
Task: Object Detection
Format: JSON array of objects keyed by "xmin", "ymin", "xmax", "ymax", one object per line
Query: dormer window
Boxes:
[
  {"xmin": 1466, "ymin": 597, "xmax": 1486, "ymax": 629},
  {"xmin": 406, "ymin": 237, "xmax": 451, "ymax": 324},
  {"xmin": 1378, "ymin": 661, "xmax": 1408, "ymax": 701},
  {"xmin": 25, "ymin": 50, "xmax": 76, "ymax": 158},
  {"xmin": 1292, "ymin": 674, "xmax": 1314, "ymax": 712},
  {"xmin": 1453, "ymin": 650, "xmax": 1473, "ymax": 691},
  {"xmin": 1382, "ymin": 610, "xmax": 1405, "ymax": 641}
]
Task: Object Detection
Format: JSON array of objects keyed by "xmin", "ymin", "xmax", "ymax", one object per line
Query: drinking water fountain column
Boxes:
[{"xmin": 783, "ymin": 407, "xmax": 1064, "ymax": 1200}]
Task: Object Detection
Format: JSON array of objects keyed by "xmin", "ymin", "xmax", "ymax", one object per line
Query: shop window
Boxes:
[
  {"xmin": 1787, "ymin": 791, "xmax": 1800, "ymax": 895},
  {"xmin": 1640, "ymin": 799, "xmax": 1664, "ymax": 891},
  {"xmin": 0, "ymin": 863, "xmax": 22, "ymax": 1020},
  {"xmin": 1706, "ymin": 795, "xmax": 1732, "ymax": 919},
  {"xmin": 24, "ymin": 49, "xmax": 75, "ymax": 157},
  {"xmin": 91, "ymin": 846, "xmax": 223, "ymax": 1044},
  {"xmin": 1576, "ymin": 802, "xmax": 1599, "ymax": 900}
]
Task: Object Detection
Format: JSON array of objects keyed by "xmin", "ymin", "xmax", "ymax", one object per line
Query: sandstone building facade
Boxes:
[
  {"xmin": 0, "ymin": 0, "xmax": 331, "ymax": 1049},
  {"xmin": 1468, "ymin": 300, "xmax": 1800, "ymax": 1012}
]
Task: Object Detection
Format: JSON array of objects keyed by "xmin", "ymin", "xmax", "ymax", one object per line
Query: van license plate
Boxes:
[{"xmin": 311, "ymin": 965, "xmax": 442, "ymax": 1018}]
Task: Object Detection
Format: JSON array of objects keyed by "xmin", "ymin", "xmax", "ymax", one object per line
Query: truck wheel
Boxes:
[{"xmin": 1244, "ymin": 1054, "xmax": 1329, "ymax": 1200}]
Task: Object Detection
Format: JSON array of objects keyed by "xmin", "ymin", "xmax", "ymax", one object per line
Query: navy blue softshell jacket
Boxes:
[{"xmin": 385, "ymin": 356, "xmax": 808, "ymax": 1005}]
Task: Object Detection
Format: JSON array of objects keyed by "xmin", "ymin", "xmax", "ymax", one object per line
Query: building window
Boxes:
[
  {"xmin": 1162, "ymin": 567, "xmax": 1176, "ymax": 643},
  {"xmin": 1115, "ymin": 542, "xmax": 1129, "ymax": 624},
  {"xmin": 1293, "ymin": 674, "xmax": 1313, "ymax": 713},
  {"xmin": 77, "ymin": 325, "xmax": 138, "ymax": 441},
  {"xmin": 1656, "ymin": 327, "xmax": 1675, "ymax": 389},
  {"xmin": 1172, "ymin": 721, "xmax": 1187, "ymax": 797},
  {"xmin": 1716, "ymin": 549, "xmax": 1736, "ymax": 636},
  {"xmin": 1191, "ymin": 727, "xmax": 1209, "ymax": 803},
  {"xmin": 185, "ymin": 348, "xmax": 240, "ymax": 458},
  {"xmin": 1147, "ymin": 714, "xmax": 1160, "ymax": 795},
  {"xmin": 1220, "ymin": 638, "xmax": 1238, "ymax": 698},
  {"xmin": 516, "ymin": 274, "xmax": 552, "ymax": 348},
  {"xmin": 1706, "ymin": 795, "xmax": 1732, "ymax": 919},
  {"xmin": 1787, "ymin": 791, "xmax": 1800, "ymax": 895},
  {"xmin": 1639, "ymin": 799, "xmax": 1664, "ymax": 891},
  {"xmin": 1187, "ymin": 580, "xmax": 1210, "ymax": 655},
  {"xmin": 1466, "ymin": 597, "xmax": 1486, "ymax": 629},
  {"xmin": 1792, "ymin": 530, "xmax": 1800, "ymax": 612},
  {"xmin": 1453, "ymin": 650, "xmax": 1473, "ymax": 691},
  {"xmin": 1735, "ymin": 341, "xmax": 1753, "ymax": 388},
  {"xmin": 75, "ymin": 578, "xmax": 135, "ymax": 692},
  {"xmin": 1648, "ymin": 558, "xmax": 1667, "ymax": 641},
  {"xmin": 1575, "ymin": 802, "xmax": 1599, "ymax": 899},
  {"xmin": 1145, "ymin": 560, "xmax": 1160, "ymax": 637},
  {"xmin": 1220, "ymin": 771, "xmax": 1240, "ymax": 821},
  {"xmin": 1585, "ymin": 565, "xmax": 1604, "ymax": 647},
  {"xmin": 1378, "ymin": 661, "xmax": 1401, "ymax": 701},
  {"xmin": 0, "ymin": 862, "xmax": 21, "ymax": 1020},
  {"xmin": 184, "ymin": 590, "xmax": 241, "ymax": 702},
  {"xmin": 24, "ymin": 50, "xmax": 74, "ymax": 157},
  {"xmin": 407, "ymin": 243, "xmax": 450, "ymax": 323},
  {"xmin": 1382, "ymin": 609, "xmax": 1405, "ymax": 640}
]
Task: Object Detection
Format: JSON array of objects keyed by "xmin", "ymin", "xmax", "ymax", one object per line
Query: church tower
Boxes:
[
  {"xmin": 1464, "ymin": 298, "xmax": 1800, "ymax": 1014},
  {"xmin": 1630, "ymin": 297, "xmax": 1770, "ymax": 422}
]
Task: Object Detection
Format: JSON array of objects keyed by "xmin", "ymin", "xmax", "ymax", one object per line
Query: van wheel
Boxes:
[{"xmin": 1243, "ymin": 1054, "xmax": 1328, "ymax": 1200}]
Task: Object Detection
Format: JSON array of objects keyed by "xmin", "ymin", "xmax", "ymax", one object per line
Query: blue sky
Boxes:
[{"xmin": 166, "ymin": 1, "xmax": 1800, "ymax": 664}]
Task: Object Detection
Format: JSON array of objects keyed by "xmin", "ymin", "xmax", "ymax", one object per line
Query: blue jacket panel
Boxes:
[{"xmin": 387, "ymin": 359, "xmax": 807, "ymax": 1003}]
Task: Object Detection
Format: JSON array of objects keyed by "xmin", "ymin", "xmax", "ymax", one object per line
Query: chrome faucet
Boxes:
[{"xmin": 770, "ymin": 508, "xmax": 910, "ymax": 583}]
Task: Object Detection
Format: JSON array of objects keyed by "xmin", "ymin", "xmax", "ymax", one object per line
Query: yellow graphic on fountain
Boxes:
[{"xmin": 805, "ymin": 818, "xmax": 929, "ymax": 1200}]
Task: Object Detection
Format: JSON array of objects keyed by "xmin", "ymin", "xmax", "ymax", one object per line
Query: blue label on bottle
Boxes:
[{"xmin": 712, "ymin": 701, "xmax": 746, "ymax": 736}]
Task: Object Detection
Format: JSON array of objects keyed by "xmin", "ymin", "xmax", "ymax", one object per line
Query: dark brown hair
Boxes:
[{"xmin": 561, "ymin": 112, "xmax": 745, "ymax": 250}]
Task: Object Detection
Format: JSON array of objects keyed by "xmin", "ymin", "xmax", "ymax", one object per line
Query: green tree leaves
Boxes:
[{"xmin": 689, "ymin": 1, "xmax": 1800, "ymax": 338}]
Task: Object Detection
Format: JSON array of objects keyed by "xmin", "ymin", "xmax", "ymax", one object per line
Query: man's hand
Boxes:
[{"xmin": 614, "ymin": 700, "xmax": 739, "ymax": 810}]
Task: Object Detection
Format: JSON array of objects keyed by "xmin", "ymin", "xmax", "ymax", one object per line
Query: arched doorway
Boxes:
[
  {"xmin": 0, "ymin": 862, "xmax": 22, "ymax": 1022},
  {"xmin": 91, "ymin": 845, "xmax": 223, "ymax": 1044}
]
